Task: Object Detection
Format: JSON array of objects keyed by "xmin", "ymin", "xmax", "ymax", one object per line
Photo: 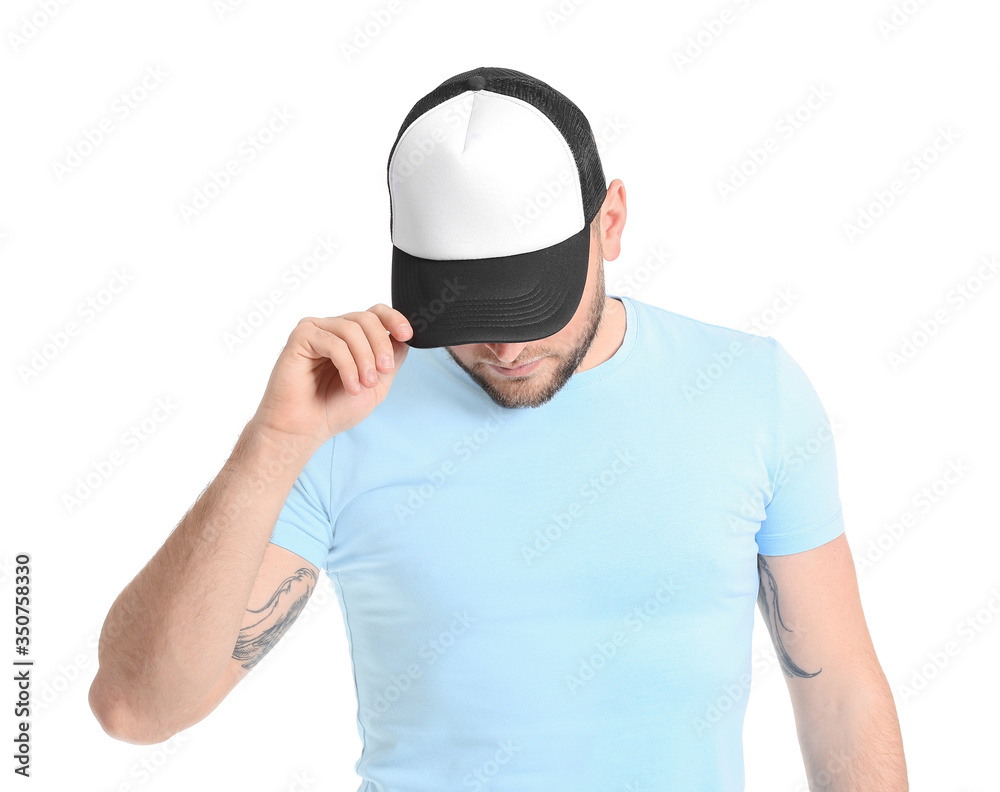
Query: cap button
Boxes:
[{"xmin": 468, "ymin": 75, "xmax": 486, "ymax": 90}]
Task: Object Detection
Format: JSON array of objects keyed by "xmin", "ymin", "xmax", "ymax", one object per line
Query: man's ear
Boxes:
[{"xmin": 598, "ymin": 179, "xmax": 627, "ymax": 261}]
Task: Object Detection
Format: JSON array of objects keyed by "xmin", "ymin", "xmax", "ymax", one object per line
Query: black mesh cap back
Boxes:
[{"xmin": 387, "ymin": 65, "xmax": 607, "ymax": 240}]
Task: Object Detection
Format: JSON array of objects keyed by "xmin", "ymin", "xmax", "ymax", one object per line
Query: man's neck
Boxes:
[{"xmin": 577, "ymin": 296, "xmax": 626, "ymax": 374}]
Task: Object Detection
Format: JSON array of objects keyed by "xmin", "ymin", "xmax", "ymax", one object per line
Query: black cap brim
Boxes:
[{"xmin": 391, "ymin": 224, "xmax": 591, "ymax": 349}]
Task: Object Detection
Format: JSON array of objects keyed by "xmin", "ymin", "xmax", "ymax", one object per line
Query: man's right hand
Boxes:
[{"xmin": 250, "ymin": 304, "xmax": 413, "ymax": 447}]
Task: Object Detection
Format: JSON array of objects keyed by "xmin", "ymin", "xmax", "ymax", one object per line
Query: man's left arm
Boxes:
[{"xmin": 756, "ymin": 533, "xmax": 908, "ymax": 791}]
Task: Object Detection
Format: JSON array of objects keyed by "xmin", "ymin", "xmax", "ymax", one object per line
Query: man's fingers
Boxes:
[
  {"xmin": 294, "ymin": 318, "xmax": 362, "ymax": 394},
  {"xmin": 366, "ymin": 303, "xmax": 413, "ymax": 344},
  {"xmin": 294, "ymin": 308, "xmax": 411, "ymax": 395},
  {"xmin": 318, "ymin": 317, "xmax": 382, "ymax": 391},
  {"xmin": 344, "ymin": 310, "xmax": 404, "ymax": 377}
]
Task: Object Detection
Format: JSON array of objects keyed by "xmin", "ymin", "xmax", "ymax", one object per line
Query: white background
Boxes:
[{"xmin": 3, "ymin": 0, "xmax": 998, "ymax": 790}]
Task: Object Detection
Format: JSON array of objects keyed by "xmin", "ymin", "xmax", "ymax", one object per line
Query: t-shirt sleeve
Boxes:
[
  {"xmin": 755, "ymin": 338, "xmax": 846, "ymax": 556},
  {"xmin": 268, "ymin": 436, "xmax": 336, "ymax": 572}
]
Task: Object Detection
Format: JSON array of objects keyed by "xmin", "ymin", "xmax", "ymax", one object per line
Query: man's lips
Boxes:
[{"xmin": 486, "ymin": 358, "xmax": 544, "ymax": 377}]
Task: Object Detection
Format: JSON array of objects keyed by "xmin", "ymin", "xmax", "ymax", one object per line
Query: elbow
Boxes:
[{"xmin": 88, "ymin": 672, "xmax": 177, "ymax": 746}]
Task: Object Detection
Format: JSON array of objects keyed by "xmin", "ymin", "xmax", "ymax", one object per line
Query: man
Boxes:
[{"xmin": 89, "ymin": 67, "xmax": 908, "ymax": 790}]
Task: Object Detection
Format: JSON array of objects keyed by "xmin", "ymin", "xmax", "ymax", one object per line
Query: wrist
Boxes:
[
  {"xmin": 231, "ymin": 420, "xmax": 322, "ymax": 486},
  {"xmin": 246, "ymin": 417, "xmax": 325, "ymax": 456}
]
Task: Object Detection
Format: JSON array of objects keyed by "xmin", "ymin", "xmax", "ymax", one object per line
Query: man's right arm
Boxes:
[
  {"xmin": 88, "ymin": 306, "xmax": 413, "ymax": 745},
  {"xmin": 88, "ymin": 423, "xmax": 322, "ymax": 745}
]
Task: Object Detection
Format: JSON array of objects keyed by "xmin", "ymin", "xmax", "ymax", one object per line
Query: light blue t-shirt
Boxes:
[{"xmin": 268, "ymin": 294, "xmax": 845, "ymax": 792}]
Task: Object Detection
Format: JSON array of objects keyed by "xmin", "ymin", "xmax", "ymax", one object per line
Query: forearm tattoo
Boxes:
[
  {"xmin": 233, "ymin": 567, "xmax": 317, "ymax": 670},
  {"xmin": 756, "ymin": 555, "xmax": 821, "ymax": 679}
]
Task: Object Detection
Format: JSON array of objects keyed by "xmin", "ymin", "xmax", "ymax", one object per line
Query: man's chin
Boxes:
[
  {"xmin": 474, "ymin": 364, "xmax": 569, "ymax": 409},
  {"xmin": 445, "ymin": 348, "xmax": 575, "ymax": 408}
]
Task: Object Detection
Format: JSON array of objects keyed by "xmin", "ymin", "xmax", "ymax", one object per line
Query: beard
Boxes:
[{"xmin": 444, "ymin": 264, "xmax": 607, "ymax": 409}]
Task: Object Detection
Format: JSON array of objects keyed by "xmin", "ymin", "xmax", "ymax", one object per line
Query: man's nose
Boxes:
[{"xmin": 484, "ymin": 342, "xmax": 528, "ymax": 363}]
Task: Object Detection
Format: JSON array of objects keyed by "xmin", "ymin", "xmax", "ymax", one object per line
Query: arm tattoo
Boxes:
[
  {"xmin": 756, "ymin": 554, "xmax": 821, "ymax": 679},
  {"xmin": 233, "ymin": 567, "xmax": 317, "ymax": 671}
]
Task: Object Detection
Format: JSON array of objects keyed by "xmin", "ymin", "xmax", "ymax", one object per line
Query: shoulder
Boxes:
[{"xmin": 620, "ymin": 294, "xmax": 777, "ymax": 361}]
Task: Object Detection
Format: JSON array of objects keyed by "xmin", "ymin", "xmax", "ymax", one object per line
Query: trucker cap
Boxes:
[{"xmin": 388, "ymin": 66, "xmax": 607, "ymax": 348}]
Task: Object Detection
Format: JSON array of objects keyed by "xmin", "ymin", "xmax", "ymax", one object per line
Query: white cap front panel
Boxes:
[{"xmin": 389, "ymin": 90, "xmax": 585, "ymax": 261}]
